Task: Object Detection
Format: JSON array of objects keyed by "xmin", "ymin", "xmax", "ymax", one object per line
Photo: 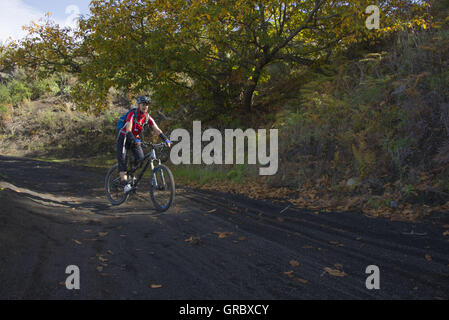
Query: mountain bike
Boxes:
[{"xmin": 105, "ymin": 142, "xmax": 175, "ymax": 212}]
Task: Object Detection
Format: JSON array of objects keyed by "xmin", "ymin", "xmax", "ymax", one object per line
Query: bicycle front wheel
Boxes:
[
  {"xmin": 105, "ymin": 164, "xmax": 129, "ymax": 206},
  {"xmin": 149, "ymin": 164, "xmax": 175, "ymax": 212}
]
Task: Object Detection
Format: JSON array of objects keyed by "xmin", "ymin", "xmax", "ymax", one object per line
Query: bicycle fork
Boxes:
[{"xmin": 150, "ymin": 149, "xmax": 166, "ymax": 190}]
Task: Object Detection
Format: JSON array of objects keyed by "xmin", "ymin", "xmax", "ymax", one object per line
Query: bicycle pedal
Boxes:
[{"xmin": 124, "ymin": 184, "xmax": 134, "ymax": 194}]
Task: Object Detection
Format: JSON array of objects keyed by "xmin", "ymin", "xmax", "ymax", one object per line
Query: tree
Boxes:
[{"xmin": 7, "ymin": 0, "xmax": 431, "ymax": 116}]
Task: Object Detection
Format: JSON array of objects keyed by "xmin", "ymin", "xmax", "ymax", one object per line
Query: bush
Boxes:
[
  {"xmin": 0, "ymin": 104, "xmax": 11, "ymax": 126},
  {"xmin": 0, "ymin": 85, "xmax": 11, "ymax": 105},
  {"xmin": 30, "ymin": 78, "xmax": 60, "ymax": 100},
  {"xmin": 8, "ymin": 80, "xmax": 31, "ymax": 106},
  {"xmin": 273, "ymin": 25, "xmax": 449, "ymax": 201}
]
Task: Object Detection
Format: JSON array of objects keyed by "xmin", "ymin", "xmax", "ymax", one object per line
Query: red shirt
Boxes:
[{"xmin": 121, "ymin": 109, "xmax": 155, "ymax": 137}]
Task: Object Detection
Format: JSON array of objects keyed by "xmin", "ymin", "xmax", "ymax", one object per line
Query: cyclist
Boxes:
[{"xmin": 117, "ymin": 95, "xmax": 171, "ymax": 186}]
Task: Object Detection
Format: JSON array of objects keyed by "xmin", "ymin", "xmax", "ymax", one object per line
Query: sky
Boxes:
[{"xmin": 0, "ymin": 0, "xmax": 92, "ymax": 43}]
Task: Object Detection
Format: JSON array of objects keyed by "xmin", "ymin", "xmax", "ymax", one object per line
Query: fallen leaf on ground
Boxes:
[
  {"xmin": 329, "ymin": 241, "xmax": 344, "ymax": 247},
  {"xmin": 208, "ymin": 209, "xmax": 217, "ymax": 213},
  {"xmin": 98, "ymin": 232, "xmax": 109, "ymax": 237},
  {"xmin": 283, "ymin": 271, "xmax": 294, "ymax": 278},
  {"xmin": 425, "ymin": 254, "xmax": 432, "ymax": 261},
  {"xmin": 213, "ymin": 232, "xmax": 234, "ymax": 239},
  {"xmin": 150, "ymin": 284, "xmax": 162, "ymax": 289},
  {"xmin": 72, "ymin": 239, "xmax": 82, "ymax": 245},
  {"xmin": 98, "ymin": 256, "xmax": 108, "ymax": 263},
  {"xmin": 295, "ymin": 278, "xmax": 308, "ymax": 284},
  {"xmin": 184, "ymin": 236, "xmax": 201, "ymax": 244},
  {"xmin": 237, "ymin": 237, "xmax": 247, "ymax": 241},
  {"xmin": 289, "ymin": 260, "xmax": 300, "ymax": 267},
  {"xmin": 324, "ymin": 267, "xmax": 346, "ymax": 277}
]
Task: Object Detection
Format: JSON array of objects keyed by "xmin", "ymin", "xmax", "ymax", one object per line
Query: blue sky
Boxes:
[
  {"xmin": 0, "ymin": 0, "xmax": 92, "ymax": 43},
  {"xmin": 22, "ymin": 0, "xmax": 91, "ymax": 20}
]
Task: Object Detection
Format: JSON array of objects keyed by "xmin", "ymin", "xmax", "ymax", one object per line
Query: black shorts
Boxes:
[{"xmin": 116, "ymin": 133, "xmax": 145, "ymax": 172}]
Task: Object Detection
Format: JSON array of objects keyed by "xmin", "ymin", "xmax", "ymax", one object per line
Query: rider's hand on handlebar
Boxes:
[{"xmin": 165, "ymin": 140, "xmax": 172, "ymax": 148}]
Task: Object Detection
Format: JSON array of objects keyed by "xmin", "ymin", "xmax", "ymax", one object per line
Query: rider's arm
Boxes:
[
  {"xmin": 125, "ymin": 120, "xmax": 137, "ymax": 144},
  {"xmin": 151, "ymin": 122, "xmax": 162, "ymax": 136},
  {"xmin": 149, "ymin": 121, "xmax": 171, "ymax": 146},
  {"xmin": 125, "ymin": 120, "xmax": 133, "ymax": 133}
]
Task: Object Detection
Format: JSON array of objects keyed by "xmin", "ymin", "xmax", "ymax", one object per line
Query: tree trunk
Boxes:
[{"xmin": 243, "ymin": 69, "xmax": 261, "ymax": 113}]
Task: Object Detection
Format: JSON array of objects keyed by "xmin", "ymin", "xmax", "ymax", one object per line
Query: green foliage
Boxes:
[
  {"xmin": 0, "ymin": 85, "xmax": 11, "ymax": 105},
  {"xmin": 275, "ymin": 21, "xmax": 449, "ymax": 199},
  {"xmin": 103, "ymin": 109, "xmax": 120, "ymax": 126},
  {"xmin": 174, "ymin": 166, "xmax": 228, "ymax": 186},
  {"xmin": 8, "ymin": 80, "xmax": 31, "ymax": 106},
  {"xmin": 30, "ymin": 78, "xmax": 60, "ymax": 100},
  {"xmin": 401, "ymin": 184, "xmax": 417, "ymax": 197},
  {"xmin": 0, "ymin": 105, "xmax": 9, "ymax": 124},
  {"xmin": 226, "ymin": 165, "xmax": 245, "ymax": 183},
  {"xmin": 38, "ymin": 110, "xmax": 57, "ymax": 129},
  {"xmin": 6, "ymin": 0, "xmax": 430, "ymax": 116},
  {"xmin": 174, "ymin": 165, "xmax": 245, "ymax": 185}
]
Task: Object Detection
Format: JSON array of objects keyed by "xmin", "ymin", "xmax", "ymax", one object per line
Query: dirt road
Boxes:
[{"xmin": 0, "ymin": 155, "xmax": 448, "ymax": 299}]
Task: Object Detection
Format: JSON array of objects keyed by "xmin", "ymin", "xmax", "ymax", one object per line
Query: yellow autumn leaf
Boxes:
[
  {"xmin": 324, "ymin": 267, "xmax": 346, "ymax": 277},
  {"xmin": 295, "ymin": 278, "xmax": 308, "ymax": 284},
  {"xmin": 289, "ymin": 260, "xmax": 300, "ymax": 267},
  {"xmin": 213, "ymin": 231, "xmax": 234, "ymax": 239},
  {"xmin": 283, "ymin": 271, "xmax": 294, "ymax": 278}
]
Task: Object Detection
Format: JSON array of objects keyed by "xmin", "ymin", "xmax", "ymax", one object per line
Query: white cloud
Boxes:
[
  {"xmin": 0, "ymin": 0, "xmax": 44, "ymax": 44},
  {"xmin": 0, "ymin": 0, "xmax": 80, "ymax": 44}
]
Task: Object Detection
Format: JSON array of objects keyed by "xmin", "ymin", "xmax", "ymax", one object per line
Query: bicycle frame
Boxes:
[{"xmin": 126, "ymin": 145, "xmax": 165, "ymax": 191}]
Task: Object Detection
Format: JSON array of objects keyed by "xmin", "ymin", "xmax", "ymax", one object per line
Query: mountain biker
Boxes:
[{"xmin": 117, "ymin": 95, "xmax": 171, "ymax": 185}]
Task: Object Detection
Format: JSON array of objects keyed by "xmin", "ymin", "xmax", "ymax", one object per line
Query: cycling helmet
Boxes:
[{"xmin": 136, "ymin": 95, "xmax": 150, "ymax": 105}]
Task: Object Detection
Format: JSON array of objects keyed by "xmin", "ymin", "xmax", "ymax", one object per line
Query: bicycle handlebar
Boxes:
[{"xmin": 141, "ymin": 142, "xmax": 168, "ymax": 149}]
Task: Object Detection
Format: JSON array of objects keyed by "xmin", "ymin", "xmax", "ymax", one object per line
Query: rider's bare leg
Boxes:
[{"xmin": 119, "ymin": 172, "xmax": 128, "ymax": 182}]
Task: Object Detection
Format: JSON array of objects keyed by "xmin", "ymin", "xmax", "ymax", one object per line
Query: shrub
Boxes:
[
  {"xmin": 8, "ymin": 80, "xmax": 31, "ymax": 106},
  {"xmin": 0, "ymin": 85, "xmax": 11, "ymax": 105},
  {"xmin": 30, "ymin": 78, "xmax": 60, "ymax": 100}
]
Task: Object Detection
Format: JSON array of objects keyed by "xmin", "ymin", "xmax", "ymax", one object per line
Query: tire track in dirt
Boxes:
[{"xmin": 0, "ymin": 155, "xmax": 448, "ymax": 299}]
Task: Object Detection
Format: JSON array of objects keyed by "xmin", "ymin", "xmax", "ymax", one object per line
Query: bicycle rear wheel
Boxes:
[
  {"xmin": 149, "ymin": 164, "xmax": 175, "ymax": 212},
  {"xmin": 105, "ymin": 164, "xmax": 129, "ymax": 206}
]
